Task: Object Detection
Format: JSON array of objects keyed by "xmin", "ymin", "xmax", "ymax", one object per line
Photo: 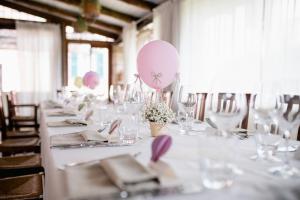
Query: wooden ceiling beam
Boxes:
[
  {"xmin": 100, "ymin": 7, "xmax": 137, "ymax": 23},
  {"xmin": 119, "ymin": 0, "xmax": 157, "ymax": 11},
  {"xmin": 55, "ymin": 0, "xmax": 138, "ymax": 23},
  {"xmin": 0, "ymin": 18, "xmax": 16, "ymax": 29},
  {"xmin": 0, "ymin": 0, "xmax": 119, "ymax": 39},
  {"xmin": 18, "ymin": 0, "xmax": 122, "ymax": 33}
]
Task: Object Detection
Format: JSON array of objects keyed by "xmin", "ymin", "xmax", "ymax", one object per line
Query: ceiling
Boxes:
[{"xmin": 0, "ymin": 0, "xmax": 166, "ymax": 40}]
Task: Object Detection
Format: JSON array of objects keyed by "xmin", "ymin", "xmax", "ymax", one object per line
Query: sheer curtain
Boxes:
[
  {"xmin": 122, "ymin": 22, "xmax": 137, "ymax": 83},
  {"xmin": 153, "ymin": 0, "xmax": 181, "ymax": 49},
  {"xmin": 178, "ymin": 0, "xmax": 300, "ymax": 94},
  {"xmin": 16, "ymin": 22, "xmax": 62, "ymax": 103}
]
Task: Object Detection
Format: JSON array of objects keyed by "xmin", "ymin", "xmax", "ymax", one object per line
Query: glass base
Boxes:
[{"xmin": 269, "ymin": 164, "xmax": 300, "ymax": 178}]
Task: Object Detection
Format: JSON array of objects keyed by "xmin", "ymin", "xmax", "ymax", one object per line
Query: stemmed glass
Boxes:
[
  {"xmin": 124, "ymin": 84, "xmax": 145, "ymax": 138},
  {"xmin": 250, "ymin": 93, "xmax": 282, "ymax": 161},
  {"xmin": 109, "ymin": 84, "xmax": 124, "ymax": 112},
  {"xmin": 206, "ymin": 93, "xmax": 247, "ymax": 137},
  {"xmin": 269, "ymin": 94, "xmax": 300, "ymax": 178},
  {"xmin": 201, "ymin": 93, "xmax": 247, "ymax": 189},
  {"xmin": 177, "ymin": 85, "xmax": 197, "ymax": 135}
]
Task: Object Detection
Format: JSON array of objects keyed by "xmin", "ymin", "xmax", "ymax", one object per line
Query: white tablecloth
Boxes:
[{"xmin": 40, "ymin": 106, "xmax": 300, "ymax": 200}]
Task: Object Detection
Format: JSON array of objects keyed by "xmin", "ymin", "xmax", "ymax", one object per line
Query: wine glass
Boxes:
[
  {"xmin": 269, "ymin": 94, "xmax": 300, "ymax": 178},
  {"xmin": 177, "ymin": 85, "xmax": 197, "ymax": 135},
  {"xmin": 202, "ymin": 93, "xmax": 247, "ymax": 189},
  {"xmin": 109, "ymin": 84, "xmax": 125, "ymax": 112},
  {"xmin": 250, "ymin": 93, "xmax": 282, "ymax": 161},
  {"xmin": 207, "ymin": 93, "xmax": 247, "ymax": 137},
  {"xmin": 124, "ymin": 84, "xmax": 145, "ymax": 138}
]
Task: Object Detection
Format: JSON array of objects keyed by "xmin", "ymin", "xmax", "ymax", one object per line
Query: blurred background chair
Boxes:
[
  {"xmin": 0, "ymin": 174, "xmax": 43, "ymax": 199},
  {"xmin": 194, "ymin": 92, "xmax": 207, "ymax": 121},
  {"xmin": 6, "ymin": 91, "xmax": 39, "ymax": 131},
  {"xmin": 0, "ymin": 93, "xmax": 40, "ymax": 157}
]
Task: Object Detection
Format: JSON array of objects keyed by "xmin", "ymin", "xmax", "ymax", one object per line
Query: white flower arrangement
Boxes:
[{"xmin": 143, "ymin": 102, "xmax": 175, "ymax": 124}]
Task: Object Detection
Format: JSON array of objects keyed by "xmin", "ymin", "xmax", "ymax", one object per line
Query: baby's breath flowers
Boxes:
[{"xmin": 142, "ymin": 102, "xmax": 175, "ymax": 124}]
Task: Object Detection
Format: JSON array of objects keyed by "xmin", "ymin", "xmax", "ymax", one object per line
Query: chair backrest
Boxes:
[
  {"xmin": 283, "ymin": 95, "xmax": 300, "ymax": 140},
  {"xmin": 0, "ymin": 92, "xmax": 8, "ymax": 140},
  {"xmin": 6, "ymin": 92, "xmax": 17, "ymax": 126},
  {"xmin": 162, "ymin": 91, "xmax": 173, "ymax": 108},
  {"xmin": 214, "ymin": 93, "xmax": 251, "ymax": 129},
  {"xmin": 148, "ymin": 91, "xmax": 173, "ymax": 107},
  {"xmin": 194, "ymin": 93, "xmax": 207, "ymax": 121}
]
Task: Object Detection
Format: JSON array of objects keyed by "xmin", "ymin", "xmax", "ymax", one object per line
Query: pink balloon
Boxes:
[
  {"xmin": 83, "ymin": 71, "xmax": 99, "ymax": 89},
  {"xmin": 137, "ymin": 40, "xmax": 179, "ymax": 90}
]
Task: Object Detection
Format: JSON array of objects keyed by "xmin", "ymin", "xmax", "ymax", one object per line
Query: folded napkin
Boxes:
[
  {"xmin": 64, "ymin": 154, "xmax": 180, "ymax": 199},
  {"xmin": 100, "ymin": 154, "xmax": 159, "ymax": 192},
  {"xmin": 47, "ymin": 110, "xmax": 77, "ymax": 117},
  {"xmin": 50, "ymin": 128, "xmax": 120, "ymax": 148},
  {"xmin": 45, "ymin": 100, "xmax": 63, "ymax": 109},
  {"xmin": 47, "ymin": 119, "xmax": 88, "ymax": 127}
]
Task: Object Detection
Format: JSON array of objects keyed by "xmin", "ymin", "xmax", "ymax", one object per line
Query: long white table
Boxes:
[{"xmin": 40, "ymin": 106, "xmax": 300, "ymax": 200}]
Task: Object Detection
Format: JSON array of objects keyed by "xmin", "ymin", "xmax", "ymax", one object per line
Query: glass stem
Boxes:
[{"xmin": 283, "ymin": 130, "xmax": 290, "ymax": 167}]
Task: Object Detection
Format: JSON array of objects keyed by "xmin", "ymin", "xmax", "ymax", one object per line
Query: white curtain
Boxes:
[
  {"xmin": 178, "ymin": 0, "xmax": 300, "ymax": 94},
  {"xmin": 153, "ymin": 0, "xmax": 182, "ymax": 111},
  {"xmin": 16, "ymin": 22, "xmax": 62, "ymax": 103},
  {"xmin": 153, "ymin": 0, "xmax": 181, "ymax": 49},
  {"xmin": 122, "ymin": 22, "xmax": 137, "ymax": 83}
]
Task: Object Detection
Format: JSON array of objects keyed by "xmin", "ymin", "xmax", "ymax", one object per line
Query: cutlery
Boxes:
[
  {"xmin": 97, "ymin": 126, "xmax": 107, "ymax": 133},
  {"xmin": 51, "ymin": 142, "xmax": 129, "ymax": 149}
]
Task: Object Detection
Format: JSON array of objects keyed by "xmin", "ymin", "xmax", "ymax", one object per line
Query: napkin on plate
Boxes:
[
  {"xmin": 47, "ymin": 119, "xmax": 88, "ymax": 127},
  {"xmin": 100, "ymin": 154, "xmax": 160, "ymax": 192},
  {"xmin": 45, "ymin": 100, "xmax": 63, "ymax": 109},
  {"xmin": 50, "ymin": 130, "xmax": 106, "ymax": 148},
  {"xmin": 63, "ymin": 154, "xmax": 180, "ymax": 199},
  {"xmin": 50, "ymin": 127, "xmax": 120, "ymax": 148},
  {"xmin": 47, "ymin": 110, "xmax": 77, "ymax": 117}
]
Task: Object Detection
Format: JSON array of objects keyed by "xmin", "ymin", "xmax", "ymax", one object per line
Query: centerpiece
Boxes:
[{"xmin": 143, "ymin": 102, "xmax": 175, "ymax": 137}]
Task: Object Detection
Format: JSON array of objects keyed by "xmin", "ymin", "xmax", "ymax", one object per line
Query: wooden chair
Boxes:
[
  {"xmin": 6, "ymin": 91, "xmax": 39, "ymax": 131},
  {"xmin": 148, "ymin": 91, "xmax": 173, "ymax": 107},
  {"xmin": 1, "ymin": 93, "xmax": 39, "ymax": 139},
  {"xmin": 0, "ymin": 93, "xmax": 40, "ymax": 156},
  {"xmin": 162, "ymin": 91, "xmax": 173, "ymax": 108},
  {"xmin": 0, "ymin": 173, "xmax": 43, "ymax": 200},
  {"xmin": 0, "ymin": 154, "xmax": 43, "ymax": 178},
  {"xmin": 214, "ymin": 93, "xmax": 251, "ymax": 129},
  {"xmin": 194, "ymin": 93, "xmax": 207, "ymax": 121},
  {"xmin": 282, "ymin": 95, "xmax": 300, "ymax": 141}
]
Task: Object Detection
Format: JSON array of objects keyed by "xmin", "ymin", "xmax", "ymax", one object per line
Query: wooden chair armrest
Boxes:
[{"xmin": 12, "ymin": 104, "xmax": 39, "ymax": 108}]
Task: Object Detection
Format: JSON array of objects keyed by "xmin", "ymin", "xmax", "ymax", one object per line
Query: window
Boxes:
[{"xmin": 67, "ymin": 43, "xmax": 109, "ymax": 98}]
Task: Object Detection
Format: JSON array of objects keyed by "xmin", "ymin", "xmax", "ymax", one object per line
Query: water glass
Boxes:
[
  {"xmin": 200, "ymin": 159, "xmax": 235, "ymax": 189},
  {"xmin": 250, "ymin": 93, "xmax": 281, "ymax": 161},
  {"xmin": 119, "ymin": 115, "xmax": 138, "ymax": 144}
]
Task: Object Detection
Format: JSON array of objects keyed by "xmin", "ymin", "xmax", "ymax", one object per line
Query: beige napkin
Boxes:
[
  {"xmin": 100, "ymin": 154, "xmax": 160, "ymax": 192},
  {"xmin": 47, "ymin": 110, "xmax": 76, "ymax": 117},
  {"xmin": 45, "ymin": 100, "xmax": 63, "ymax": 109},
  {"xmin": 47, "ymin": 119, "xmax": 88, "ymax": 127},
  {"xmin": 50, "ymin": 132, "xmax": 84, "ymax": 147},
  {"xmin": 64, "ymin": 154, "xmax": 180, "ymax": 199},
  {"xmin": 50, "ymin": 130, "xmax": 106, "ymax": 147}
]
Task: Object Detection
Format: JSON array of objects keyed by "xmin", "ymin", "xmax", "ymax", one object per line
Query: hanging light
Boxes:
[
  {"xmin": 82, "ymin": 0, "xmax": 101, "ymax": 19},
  {"xmin": 73, "ymin": 16, "xmax": 88, "ymax": 33}
]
